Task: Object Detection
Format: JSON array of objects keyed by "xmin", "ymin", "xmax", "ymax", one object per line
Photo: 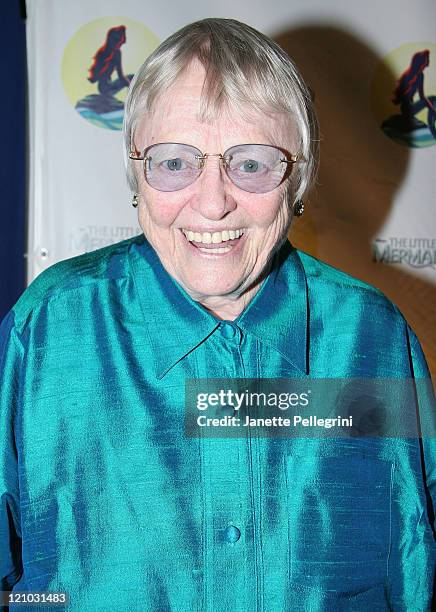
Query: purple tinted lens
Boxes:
[
  {"xmin": 145, "ymin": 143, "xmax": 202, "ymax": 192},
  {"xmin": 225, "ymin": 144, "xmax": 287, "ymax": 193},
  {"xmin": 143, "ymin": 143, "xmax": 289, "ymax": 193}
]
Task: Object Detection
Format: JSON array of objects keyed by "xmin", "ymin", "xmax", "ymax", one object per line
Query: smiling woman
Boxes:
[
  {"xmin": 130, "ymin": 65, "xmax": 300, "ymax": 316},
  {"xmin": 1, "ymin": 17, "xmax": 435, "ymax": 612},
  {"xmin": 126, "ymin": 36, "xmax": 311, "ymax": 317}
]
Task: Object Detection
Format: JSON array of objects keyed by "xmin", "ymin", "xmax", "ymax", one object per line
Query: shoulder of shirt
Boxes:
[
  {"xmin": 11, "ymin": 234, "xmax": 145, "ymax": 332},
  {"xmin": 295, "ymin": 247, "xmax": 402, "ymax": 317}
]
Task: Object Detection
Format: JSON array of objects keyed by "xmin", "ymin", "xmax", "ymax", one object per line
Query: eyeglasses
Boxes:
[{"xmin": 129, "ymin": 142, "xmax": 301, "ymax": 193}]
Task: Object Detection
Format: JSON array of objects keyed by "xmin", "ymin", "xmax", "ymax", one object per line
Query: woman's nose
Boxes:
[{"xmin": 190, "ymin": 156, "xmax": 236, "ymax": 219}]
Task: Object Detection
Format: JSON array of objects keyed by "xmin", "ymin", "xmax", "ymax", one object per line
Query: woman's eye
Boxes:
[
  {"xmin": 165, "ymin": 158, "xmax": 184, "ymax": 171},
  {"xmin": 240, "ymin": 159, "xmax": 260, "ymax": 173}
]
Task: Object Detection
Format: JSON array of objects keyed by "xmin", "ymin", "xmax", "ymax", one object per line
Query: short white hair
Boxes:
[{"xmin": 123, "ymin": 18, "xmax": 319, "ymax": 207}]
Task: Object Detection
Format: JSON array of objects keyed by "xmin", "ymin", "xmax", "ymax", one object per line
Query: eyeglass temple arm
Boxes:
[
  {"xmin": 129, "ymin": 147, "xmax": 146, "ymax": 160},
  {"xmin": 281, "ymin": 154, "xmax": 300, "ymax": 164}
]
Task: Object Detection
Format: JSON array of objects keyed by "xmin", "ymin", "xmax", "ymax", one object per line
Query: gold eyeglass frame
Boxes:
[{"xmin": 129, "ymin": 142, "xmax": 301, "ymax": 191}]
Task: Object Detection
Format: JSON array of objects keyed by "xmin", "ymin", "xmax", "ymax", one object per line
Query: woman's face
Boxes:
[{"xmin": 133, "ymin": 62, "xmax": 298, "ymax": 305}]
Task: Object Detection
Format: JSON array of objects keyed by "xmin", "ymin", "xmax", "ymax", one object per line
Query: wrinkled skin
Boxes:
[{"xmin": 133, "ymin": 61, "xmax": 298, "ymax": 320}]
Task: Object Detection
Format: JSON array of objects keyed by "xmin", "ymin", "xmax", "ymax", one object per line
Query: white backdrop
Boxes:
[{"xmin": 26, "ymin": 0, "xmax": 436, "ymax": 376}]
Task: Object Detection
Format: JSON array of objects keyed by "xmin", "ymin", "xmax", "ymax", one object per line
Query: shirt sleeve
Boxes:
[
  {"xmin": 407, "ymin": 325, "xmax": 436, "ymax": 537},
  {"xmin": 0, "ymin": 311, "xmax": 23, "ymax": 591}
]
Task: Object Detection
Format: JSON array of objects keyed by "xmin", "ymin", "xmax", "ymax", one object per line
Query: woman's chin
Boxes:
[{"xmin": 182, "ymin": 275, "xmax": 243, "ymax": 302}]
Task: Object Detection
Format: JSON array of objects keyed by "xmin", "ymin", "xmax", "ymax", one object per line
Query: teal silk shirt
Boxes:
[{"xmin": 1, "ymin": 235, "xmax": 435, "ymax": 611}]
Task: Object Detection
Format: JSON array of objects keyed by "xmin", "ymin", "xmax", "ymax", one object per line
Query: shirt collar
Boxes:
[
  {"xmin": 237, "ymin": 238, "xmax": 309, "ymax": 375},
  {"xmin": 128, "ymin": 235, "xmax": 308, "ymax": 379}
]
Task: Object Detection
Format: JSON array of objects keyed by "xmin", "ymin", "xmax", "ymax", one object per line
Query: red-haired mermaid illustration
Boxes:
[
  {"xmin": 88, "ymin": 26, "xmax": 132, "ymax": 96},
  {"xmin": 382, "ymin": 49, "xmax": 436, "ymax": 146},
  {"xmin": 75, "ymin": 25, "xmax": 134, "ymax": 130}
]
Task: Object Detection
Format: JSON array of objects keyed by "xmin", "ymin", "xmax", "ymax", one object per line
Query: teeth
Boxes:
[
  {"xmin": 199, "ymin": 246, "xmax": 232, "ymax": 254},
  {"xmin": 182, "ymin": 228, "xmax": 245, "ymax": 244}
]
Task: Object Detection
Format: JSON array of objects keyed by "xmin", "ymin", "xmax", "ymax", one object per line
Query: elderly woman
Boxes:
[{"xmin": 1, "ymin": 18, "xmax": 435, "ymax": 612}]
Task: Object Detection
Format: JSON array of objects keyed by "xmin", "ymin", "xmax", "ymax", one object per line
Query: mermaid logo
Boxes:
[
  {"xmin": 62, "ymin": 17, "xmax": 159, "ymax": 130},
  {"xmin": 372, "ymin": 42, "xmax": 436, "ymax": 148}
]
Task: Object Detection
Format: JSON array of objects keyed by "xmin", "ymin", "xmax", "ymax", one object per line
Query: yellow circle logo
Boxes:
[
  {"xmin": 371, "ymin": 42, "xmax": 436, "ymax": 148},
  {"xmin": 62, "ymin": 17, "xmax": 160, "ymax": 130}
]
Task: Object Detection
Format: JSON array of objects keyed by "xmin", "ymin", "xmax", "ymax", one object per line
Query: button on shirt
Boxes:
[
  {"xmin": 219, "ymin": 322, "xmax": 239, "ymax": 340},
  {"xmin": 0, "ymin": 235, "xmax": 435, "ymax": 611}
]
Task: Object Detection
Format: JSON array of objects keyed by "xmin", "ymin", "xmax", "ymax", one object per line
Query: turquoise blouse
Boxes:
[{"xmin": 1, "ymin": 234, "xmax": 435, "ymax": 611}]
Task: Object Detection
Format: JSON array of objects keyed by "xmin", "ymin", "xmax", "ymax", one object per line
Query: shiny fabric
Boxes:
[{"xmin": 1, "ymin": 234, "xmax": 435, "ymax": 611}]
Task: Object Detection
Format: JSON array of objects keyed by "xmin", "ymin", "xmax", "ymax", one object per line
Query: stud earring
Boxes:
[
  {"xmin": 293, "ymin": 200, "xmax": 304, "ymax": 217},
  {"xmin": 132, "ymin": 193, "xmax": 139, "ymax": 208}
]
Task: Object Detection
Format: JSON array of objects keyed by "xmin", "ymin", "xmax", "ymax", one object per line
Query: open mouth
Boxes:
[{"xmin": 180, "ymin": 228, "xmax": 246, "ymax": 254}]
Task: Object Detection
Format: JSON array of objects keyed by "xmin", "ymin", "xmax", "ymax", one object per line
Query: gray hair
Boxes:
[{"xmin": 123, "ymin": 18, "xmax": 319, "ymax": 207}]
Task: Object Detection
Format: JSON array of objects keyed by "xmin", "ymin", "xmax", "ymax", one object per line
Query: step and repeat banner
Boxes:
[{"xmin": 26, "ymin": 0, "xmax": 436, "ymax": 377}]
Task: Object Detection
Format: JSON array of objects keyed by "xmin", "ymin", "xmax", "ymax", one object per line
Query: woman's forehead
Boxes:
[
  {"xmin": 133, "ymin": 58, "xmax": 297, "ymax": 147},
  {"xmin": 136, "ymin": 95, "xmax": 297, "ymax": 150}
]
